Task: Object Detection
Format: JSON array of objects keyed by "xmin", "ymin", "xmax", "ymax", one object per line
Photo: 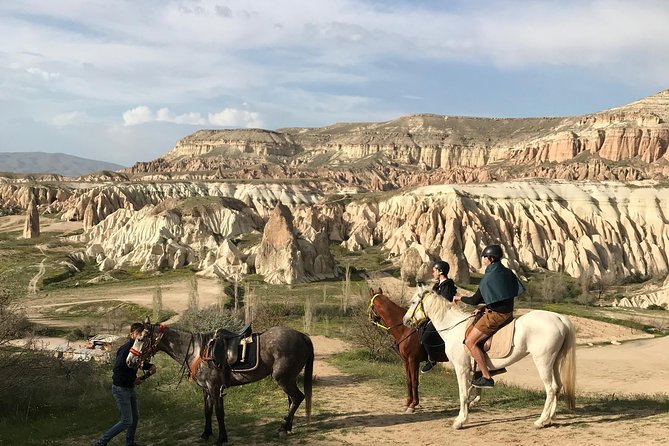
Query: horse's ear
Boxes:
[
  {"xmin": 144, "ymin": 316, "xmax": 151, "ymax": 326},
  {"xmin": 378, "ymin": 287, "xmax": 383, "ymax": 295},
  {"xmin": 369, "ymin": 287, "xmax": 375, "ymax": 297}
]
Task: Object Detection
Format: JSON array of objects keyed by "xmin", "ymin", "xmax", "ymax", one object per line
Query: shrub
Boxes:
[
  {"xmin": 177, "ymin": 305, "xmax": 244, "ymax": 333},
  {"xmin": 347, "ymin": 301, "xmax": 399, "ymax": 363}
]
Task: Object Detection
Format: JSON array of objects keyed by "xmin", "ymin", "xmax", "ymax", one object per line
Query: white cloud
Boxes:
[
  {"xmin": 25, "ymin": 67, "xmax": 60, "ymax": 81},
  {"xmin": 122, "ymin": 106, "xmax": 262, "ymax": 128},
  {"xmin": 208, "ymin": 109, "xmax": 264, "ymax": 128},
  {"xmin": 123, "ymin": 106, "xmax": 154, "ymax": 126},
  {"xmin": 52, "ymin": 111, "xmax": 87, "ymax": 126}
]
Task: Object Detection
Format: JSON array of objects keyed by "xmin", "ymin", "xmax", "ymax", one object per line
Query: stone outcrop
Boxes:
[
  {"xmin": 23, "ymin": 187, "xmax": 40, "ymax": 239},
  {"xmin": 327, "ymin": 181, "xmax": 669, "ymax": 284},
  {"xmin": 76, "ymin": 197, "xmax": 264, "ymax": 277},
  {"xmin": 255, "ymin": 203, "xmax": 337, "ymax": 284}
]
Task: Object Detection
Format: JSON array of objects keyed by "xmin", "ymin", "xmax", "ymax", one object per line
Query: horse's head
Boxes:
[
  {"xmin": 403, "ymin": 285, "xmax": 430, "ymax": 329},
  {"xmin": 126, "ymin": 317, "xmax": 165, "ymax": 369},
  {"xmin": 368, "ymin": 287, "xmax": 390, "ymax": 329}
]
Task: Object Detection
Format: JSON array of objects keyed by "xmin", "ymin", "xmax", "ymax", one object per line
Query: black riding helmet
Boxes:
[
  {"xmin": 481, "ymin": 244, "xmax": 503, "ymax": 261},
  {"xmin": 432, "ymin": 260, "xmax": 450, "ymax": 276}
]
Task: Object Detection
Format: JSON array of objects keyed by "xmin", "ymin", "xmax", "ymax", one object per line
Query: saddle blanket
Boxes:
[
  {"xmin": 230, "ymin": 333, "xmax": 260, "ymax": 372},
  {"xmin": 466, "ymin": 317, "xmax": 516, "ymax": 359}
]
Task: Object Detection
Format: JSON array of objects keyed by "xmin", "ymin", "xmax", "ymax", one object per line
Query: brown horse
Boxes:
[
  {"xmin": 367, "ymin": 288, "xmax": 443, "ymax": 413},
  {"xmin": 368, "ymin": 288, "xmax": 480, "ymax": 413},
  {"xmin": 127, "ymin": 320, "xmax": 313, "ymax": 445}
]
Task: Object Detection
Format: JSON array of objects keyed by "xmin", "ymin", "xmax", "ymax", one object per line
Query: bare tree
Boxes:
[
  {"xmin": 152, "ymin": 286, "xmax": 163, "ymax": 321},
  {"xmin": 188, "ymin": 275, "xmax": 199, "ymax": 311}
]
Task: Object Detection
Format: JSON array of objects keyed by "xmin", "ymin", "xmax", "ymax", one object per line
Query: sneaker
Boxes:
[
  {"xmin": 471, "ymin": 376, "xmax": 495, "ymax": 388},
  {"xmin": 420, "ymin": 360, "xmax": 436, "ymax": 374},
  {"xmin": 473, "ymin": 368, "xmax": 507, "ymax": 380}
]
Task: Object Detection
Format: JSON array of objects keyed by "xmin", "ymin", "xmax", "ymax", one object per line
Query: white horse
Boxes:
[{"xmin": 403, "ymin": 287, "xmax": 576, "ymax": 429}]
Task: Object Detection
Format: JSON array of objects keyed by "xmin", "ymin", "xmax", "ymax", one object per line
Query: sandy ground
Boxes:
[{"xmin": 303, "ymin": 334, "xmax": 669, "ymax": 446}]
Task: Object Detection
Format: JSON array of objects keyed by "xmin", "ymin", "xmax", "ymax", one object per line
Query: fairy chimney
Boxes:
[
  {"xmin": 23, "ymin": 187, "xmax": 40, "ymax": 239},
  {"xmin": 255, "ymin": 203, "xmax": 305, "ymax": 284}
]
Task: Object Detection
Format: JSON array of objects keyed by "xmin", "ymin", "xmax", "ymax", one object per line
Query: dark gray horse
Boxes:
[{"xmin": 127, "ymin": 322, "xmax": 313, "ymax": 445}]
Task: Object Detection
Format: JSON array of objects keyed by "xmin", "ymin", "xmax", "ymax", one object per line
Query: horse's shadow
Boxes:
[
  {"xmin": 314, "ymin": 373, "xmax": 373, "ymax": 388},
  {"xmin": 311, "ymin": 407, "xmax": 459, "ymax": 430},
  {"xmin": 310, "ymin": 398, "xmax": 668, "ymax": 432},
  {"xmin": 450, "ymin": 399, "xmax": 668, "ymax": 430}
]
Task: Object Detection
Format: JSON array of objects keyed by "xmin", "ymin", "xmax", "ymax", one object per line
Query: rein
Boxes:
[
  {"xmin": 435, "ymin": 315, "xmax": 474, "ymax": 333},
  {"xmin": 408, "ymin": 290, "xmax": 474, "ymax": 334}
]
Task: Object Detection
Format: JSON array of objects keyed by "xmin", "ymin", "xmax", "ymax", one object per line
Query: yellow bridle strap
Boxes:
[
  {"xmin": 368, "ymin": 294, "xmax": 391, "ymax": 330},
  {"xmin": 406, "ymin": 290, "xmax": 429, "ymax": 328}
]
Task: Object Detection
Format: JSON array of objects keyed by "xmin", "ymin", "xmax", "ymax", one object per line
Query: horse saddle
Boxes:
[
  {"xmin": 465, "ymin": 316, "xmax": 516, "ymax": 359},
  {"xmin": 214, "ymin": 324, "xmax": 259, "ymax": 371}
]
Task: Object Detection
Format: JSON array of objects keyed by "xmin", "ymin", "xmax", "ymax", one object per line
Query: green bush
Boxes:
[{"xmin": 177, "ymin": 305, "xmax": 244, "ymax": 333}]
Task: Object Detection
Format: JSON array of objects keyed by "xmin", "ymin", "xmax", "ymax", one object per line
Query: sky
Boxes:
[{"xmin": 1, "ymin": 0, "xmax": 668, "ymax": 167}]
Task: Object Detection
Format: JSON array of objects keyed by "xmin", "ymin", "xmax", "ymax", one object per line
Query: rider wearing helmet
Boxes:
[
  {"xmin": 419, "ymin": 259, "xmax": 457, "ymax": 373},
  {"xmin": 453, "ymin": 244, "xmax": 525, "ymax": 388}
]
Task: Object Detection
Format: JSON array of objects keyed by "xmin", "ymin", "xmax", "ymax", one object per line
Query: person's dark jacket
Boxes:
[
  {"xmin": 461, "ymin": 262, "xmax": 524, "ymax": 313},
  {"xmin": 112, "ymin": 339, "xmax": 153, "ymax": 388},
  {"xmin": 433, "ymin": 278, "xmax": 457, "ymax": 301}
]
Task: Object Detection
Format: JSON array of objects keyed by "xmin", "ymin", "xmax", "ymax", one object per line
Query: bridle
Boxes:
[
  {"xmin": 368, "ymin": 293, "xmax": 417, "ymax": 346},
  {"xmin": 130, "ymin": 323, "xmax": 165, "ymax": 363},
  {"xmin": 404, "ymin": 289, "xmax": 430, "ymax": 330},
  {"xmin": 368, "ymin": 294, "xmax": 403, "ymax": 331},
  {"xmin": 406, "ymin": 290, "xmax": 474, "ymax": 333}
]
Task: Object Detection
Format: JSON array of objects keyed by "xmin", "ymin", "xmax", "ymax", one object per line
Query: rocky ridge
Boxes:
[{"xmin": 123, "ymin": 90, "xmax": 669, "ymax": 188}]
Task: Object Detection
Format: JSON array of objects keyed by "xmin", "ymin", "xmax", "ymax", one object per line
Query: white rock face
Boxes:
[
  {"xmin": 337, "ymin": 181, "xmax": 669, "ymax": 284},
  {"xmin": 75, "ymin": 198, "xmax": 264, "ymax": 278},
  {"xmin": 615, "ymin": 274, "xmax": 669, "ymax": 309}
]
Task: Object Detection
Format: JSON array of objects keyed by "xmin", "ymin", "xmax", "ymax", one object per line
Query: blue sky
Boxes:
[{"xmin": 1, "ymin": 0, "xmax": 668, "ymax": 167}]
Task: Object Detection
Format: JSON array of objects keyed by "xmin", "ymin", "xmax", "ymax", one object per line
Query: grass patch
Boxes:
[{"xmin": 0, "ymin": 352, "xmax": 316, "ymax": 446}]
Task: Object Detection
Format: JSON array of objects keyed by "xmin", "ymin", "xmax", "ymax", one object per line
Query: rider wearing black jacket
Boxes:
[
  {"xmin": 95, "ymin": 323, "xmax": 157, "ymax": 446},
  {"xmin": 419, "ymin": 260, "xmax": 457, "ymax": 373}
]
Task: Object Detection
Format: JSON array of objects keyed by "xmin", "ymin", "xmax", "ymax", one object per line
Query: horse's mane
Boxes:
[{"xmin": 425, "ymin": 291, "xmax": 469, "ymax": 323}]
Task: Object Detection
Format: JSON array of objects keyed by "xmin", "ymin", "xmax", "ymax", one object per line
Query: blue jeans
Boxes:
[{"xmin": 98, "ymin": 384, "xmax": 139, "ymax": 446}]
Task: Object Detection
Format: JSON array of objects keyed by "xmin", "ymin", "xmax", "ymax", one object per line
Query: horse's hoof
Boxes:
[
  {"xmin": 452, "ymin": 421, "xmax": 464, "ymax": 430},
  {"xmin": 404, "ymin": 407, "xmax": 415, "ymax": 414},
  {"xmin": 278, "ymin": 431, "xmax": 288, "ymax": 438},
  {"xmin": 533, "ymin": 420, "xmax": 548, "ymax": 429}
]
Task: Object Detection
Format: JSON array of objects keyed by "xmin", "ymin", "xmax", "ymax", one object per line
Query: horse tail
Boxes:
[
  {"xmin": 558, "ymin": 315, "xmax": 577, "ymax": 410},
  {"xmin": 303, "ymin": 334, "xmax": 314, "ymax": 423}
]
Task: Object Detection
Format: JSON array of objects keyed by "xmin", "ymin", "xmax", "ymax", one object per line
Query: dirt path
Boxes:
[{"xmin": 305, "ymin": 336, "xmax": 669, "ymax": 446}]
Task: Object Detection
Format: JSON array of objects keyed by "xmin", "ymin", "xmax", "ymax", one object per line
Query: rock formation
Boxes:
[
  {"xmin": 255, "ymin": 203, "xmax": 337, "ymax": 284},
  {"xmin": 327, "ymin": 181, "xmax": 669, "ymax": 285},
  {"xmin": 23, "ymin": 187, "xmax": 40, "ymax": 239},
  {"xmin": 126, "ymin": 90, "xmax": 669, "ymax": 186},
  {"xmin": 3, "ymin": 90, "xmax": 669, "ymax": 304},
  {"xmin": 77, "ymin": 197, "xmax": 264, "ymax": 276}
]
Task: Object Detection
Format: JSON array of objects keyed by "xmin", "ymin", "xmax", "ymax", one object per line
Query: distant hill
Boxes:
[{"xmin": 0, "ymin": 152, "xmax": 124, "ymax": 176}]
